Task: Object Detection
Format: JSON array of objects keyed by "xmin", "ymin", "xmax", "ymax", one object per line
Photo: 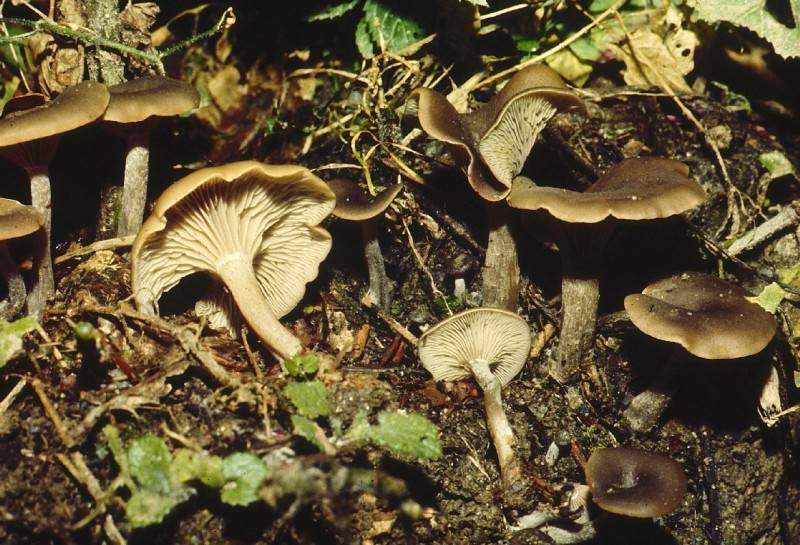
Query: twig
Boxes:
[
  {"xmin": 54, "ymin": 235, "xmax": 135, "ymax": 265},
  {"xmin": 478, "ymin": 3, "xmax": 530, "ymax": 21},
  {"xmin": 240, "ymin": 326, "xmax": 262, "ymax": 380},
  {"xmin": 726, "ymin": 201, "xmax": 800, "ymax": 256},
  {"xmin": 0, "ymin": 378, "xmax": 26, "ymax": 421},
  {"xmin": 103, "ymin": 515, "xmax": 127, "ymax": 545},
  {"xmin": 360, "ymin": 297, "xmax": 418, "ymax": 346},
  {"xmin": 31, "ymin": 377, "xmax": 74, "ymax": 448},
  {"xmin": 401, "ymin": 216, "xmax": 452, "ymax": 316}
]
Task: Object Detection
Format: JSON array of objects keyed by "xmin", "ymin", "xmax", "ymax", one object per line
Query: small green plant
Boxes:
[{"xmin": 0, "ymin": 316, "xmax": 36, "ymax": 368}]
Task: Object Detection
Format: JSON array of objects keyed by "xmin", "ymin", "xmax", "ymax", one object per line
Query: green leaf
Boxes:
[
  {"xmin": 127, "ymin": 435, "xmax": 175, "ymax": 494},
  {"xmin": 359, "ymin": 0, "xmax": 424, "ymax": 58},
  {"xmin": 291, "ymin": 414, "xmax": 325, "ymax": 450},
  {"xmin": 778, "ymin": 263, "xmax": 800, "ymax": 287},
  {"xmin": 284, "ymin": 380, "xmax": 330, "ymax": 418},
  {"xmin": 127, "ymin": 488, "xmax": 193, "ymax": 529},
  {"xmin": 746, "ymin": 282, "xmax": 787, "ymax": 314},
  {"xmin": 364, "ymin": 411, "xmax": 442, "ymax": 460},
  {"xmin": 284, "ymin": 353, "xmax": 321, "ymax": 377},
  {"xmin": 307, "ymin": 0, "xmax": 360, "ymax": 21},
  {"xmin": 691, "ymin": 0, "xmax": 800, "ymax": 59},
  {"xmin": 759, "ymin": 150, "xmax": 795, "ymax": 180},
  {"xmin": 0, "ymin": 317, "xmax": 36, "ymax": 368},
  {"xmin": 513, "ymin": 35, "xmax": 540, "ymax": 54},
  {"xmin": 569, "ymin": 36, "xmax": 602, "ymax": 62},
  {"xmin": 356, "ymin": 12, "xmax": 376, "ymax": 58},
  {"xmin": 220, "ymin": 453, "xmax": 270, "ymax": 506},
  {"xmin": 171, "ymin": 449, "xmax": 225, "ymax": 488}
]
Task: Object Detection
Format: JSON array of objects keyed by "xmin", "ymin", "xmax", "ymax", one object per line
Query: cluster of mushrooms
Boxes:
[
  {"xmin": 0, "ymin": 64, "xmax": 780, "ymax": 539},
  {"xmin": 0, "ymin": 76, "xmax": 199, "ymax": 319}
]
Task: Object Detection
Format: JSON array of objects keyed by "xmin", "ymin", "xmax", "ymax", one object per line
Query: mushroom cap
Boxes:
[
  {"xmin": 585, "ymin": 447, "xmax": 687, "ymax": 518},
  {"xmin": 507, "ymin": 157, "xmax": 706, "ymax": 223},
  {"xmin": 102, "ymin": 76, "xmax": 200, "ymax": 123},
  {"xmin": 131, "ymin": 161, "xmax": 335, "ymax": 320},
  {"xmin": 0, "ymin": 198, "xmax": 44, "ymax": 240},
  {"xmin": 411, "ymin": 64, "xmax": 584, "ymax": 202},
  {"xmin": 0, "ymin": 81, "xmax": 110, "ymax": 146},
  {"xmin": 417, "ymin": 308, "xmax": 531, "ymax": 387},
  {"xmin": 624, "ymin": 272, "xmax": 777, "ymax": 359},
  {"xmin": 328, "ymin": 178, "xmax": 403, "ymax": 221}
]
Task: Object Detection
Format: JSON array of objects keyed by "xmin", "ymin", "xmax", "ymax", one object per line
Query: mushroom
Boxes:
[
  {"xmin": 622, "ymin": 272, "xmax": 777, "ymax": 431},
  {"xmin": 585, "ymin": 447, "xmax": 687, "ymax": 518},
  {"xmin": 0, "ymin": 199, "xmax": 45, "ymax": 319},
  {"xmin": 131, "ymin": 161, "xmax": 336, "ymax": 360},
  {"xmin": 0, "ymin": 81, "xmax": 110, "ymax": 316},
  {"xmin": 512, "ymin": 483, "xmax": 598, "ymax": 543},
  {"xmin": 101, "ymin": 76, "xmax": 200, "ymax": 237},
  {"xmin": 327, "ymin": 178, "xmax": 403, "ymax": 310},
  {"xmin": 507, "ymin": 157, "xmax": 706, "ymax": 383},
  {"xmin": 418, "ymin": 307, "xmax": 531, "ymax": 485},
  {"xmin": 409, "ymin": 64, "xmax": 584, "ymax": 311}
]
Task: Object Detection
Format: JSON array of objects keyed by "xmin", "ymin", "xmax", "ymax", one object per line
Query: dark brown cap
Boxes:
[
  {"xmin": 624, "ymin": 272, "xmax": 777, "ymax": 359},
  {"xmin": 0, "ymin": 81, "xmax": 110, "ymax": 146},
  {"xmin": 507, "ymin": 157, "xmax": 706, "ymax": 223},
  {"xmin": 102, "ymin": 76, "xmax": 200, "ymax": 124},
  {"xmin": 586, "ymin": 447, "xmax": 687, "ymax": 518},
  {"xmin": 0, "ymin": 198, "xmax": 44, "ymax": 240},
  {"xmin": 328, "ymin": 178, "xmax": 403, "ymax": 221},
  {"xmin": 410, "ymin": 64, "xmax": 584, "ymax": 202}
]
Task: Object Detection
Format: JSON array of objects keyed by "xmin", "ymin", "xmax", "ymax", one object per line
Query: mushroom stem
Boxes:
[
  {"xmin": 217, "ymin": 255, "xmax": 304, "ymax": 360},
  {"xmin": 0, "ymin": 243, "xmax": 25, "ymax": 320},
  {"xmin": 471, "ymin": 358, "xmax": 522, "ymax": 485},
  {"xmin": 481, "ymin": 202, "xmax": 520, "ymax": 311},
  {"xmin": 26, "ymin": 166, "xmax": 53, "ymax": 318},
  {"xmin": 623, "ymin": 353, "xmax": 682, "ymax": 432},
  {"xmin": 552, "ymin": 273, "xmax": 600, "ymax": 383},
  {"xmin": 117, "ymin": 129, "xmax": 150, "ymax": 237},
  {"xmin": 361, "ymin": 220, "xmax": 395, "ymax": 311}
]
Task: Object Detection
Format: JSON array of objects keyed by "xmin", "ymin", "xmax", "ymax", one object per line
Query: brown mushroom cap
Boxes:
[
  {"xmin": 0, "ymin": 81, "xmax": 110, "ymax": 146},
  {"xmin": 586, "ymin": 447, "xmax": 687, "ymax": 518},
  {"xmin": 0, "ymin": 198, "xmax": 44, "ymax": 240},
  {"xmin": 624, "ymin": 272, "xmax": 777, "ymax": 359},
  {"xmin": 102, "ymin": 77, "xmax": 200, "ymax": 124},
  {"xmin": 418, "ymin": 308, "xmax": 531, "ymax": 387},
  {"xmin": 132, "ymin": 161, "xmax": 335, "ymax": 319},
  {"xmin": 507, "ymin": 157, "xmax": 706, "ymax": 223},
  {"xmin": 328, "ymin": 178, "xmax": 403, "ymax": 221},
  {"xmin": 411, "ymin": 64, "xmax": 584, "ymax": 201}
]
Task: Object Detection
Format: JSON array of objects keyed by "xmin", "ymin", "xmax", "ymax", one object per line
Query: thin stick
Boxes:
[
  {"xmin": 479, "ymin": 3, "xmax": 529, "ymax": 21},
  {"xmin": 54, "ymin": 235, "xmax": 135, "ymax": 265},
  {"xmin": 0, "ymin": 378, "xmax": 26, "ymax": 421},
  {"xmin": 31, "ymin": 378, "xmax": 74, "ymax": 448},
  {"xmin": 401, "ymin": 216, "xmax": 452, "ymax": 316}
]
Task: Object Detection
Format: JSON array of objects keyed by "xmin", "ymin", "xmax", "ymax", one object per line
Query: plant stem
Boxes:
[
  {"xmin": 116, "ymin": 129, "xmax": 150, "ymax": 237},
  {"xmin": 481, "ymin": 202, "xmax": 519, "ymax": 311},
  {"xmin": 86, "ymin": 0, "xmax": 124, "ymax": 84},
  {"xmin": 471, "ymin": 358, "xmax": 521, "ymax": 485},
  {"xmin": 217, "ymin": 255, "xmax": 304, "ymax": 360}
]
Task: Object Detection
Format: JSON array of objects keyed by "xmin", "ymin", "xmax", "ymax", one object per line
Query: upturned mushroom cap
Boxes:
[
  {"xmin": 417, "ymin": 308, "xmax": 531, "ymax": 386},
  {"xmin": 131, "ymin": 161, "xmax": 335, "ymax": 321},
  {"xmin": 507, "ymin": 157, "xmax": 706, "ymax": 223},
  {"xmin": 410, "ymin": 64, "xmax": 584, "ymax": 201},
  {"xmin": 624, "ymin": 272, "xmax": 777, "ymax": 359},
  {"xmin": 586, "ymin": 447, "xmax": 687, "ymax": 518},
  {"xmin": 327, "ymin": 178, "xmax": 403, "ymax": 221},
  {"xmin": 0, "ymin": 81, "xmax": 110, "ymax": 146},
  {"xmin": 102, "ymin": 76, "xmax": 200, "ymax": 124},
  {"xmin": 0, "ymin": 198, "xmax": 45, "ymax": 240}
]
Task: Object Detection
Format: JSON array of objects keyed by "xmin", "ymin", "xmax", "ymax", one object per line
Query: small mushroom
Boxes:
[
  {"xmin": 0, "ymin": 81, "xmax": 110, "ymax": 316},
  {"xmin": 131, "ymin": 161, "xmax": 335, "ymax": 360},
  {"xmin": 327, "ymin": 178, "xmax": 403, "ymax": 310},
  {"xmin": 409, "ymin": 64, "xmax": 584, "ymax": 311},
  {"xmin": 507, "ymin": 157, "xmax": 706, "ymax": 383},
  {"xmin": 585, "ymin": 447, "xmax": 687, "ymax": 518},
  {"xmin": 102, "ymin": 76, "xmax": 200, "ymax": 237},
  {"xmin": 622, "ymin": 272, "xmax": 777, "ymax": 431},
  {"xmin": 0, "ymin": 199, "xmax": 45, "ymax": 319},
  {"xmin": 418, "ymin": 307, "xmax": 531, "ymax": 485}
]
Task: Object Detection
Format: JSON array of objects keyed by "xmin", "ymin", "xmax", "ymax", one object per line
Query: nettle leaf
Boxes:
[
  {"xmin": 359, "ymin": 0, "xmax": 424, "ymax": 58},
  {"xmin": 220, "ymin": 453, "xmax": 270, "ymax": 506},
  {"xmin": 127, "ymin": 488, "xmax": 193, "ymax": 529},
  {"xmin": 747, "ymin": 282, "xmax": 788, "ymax": 314},
  {"xmin": 362, "ymin": 411, "xmax": 442, "ymax": 460},
  {"xmin": 691, "ymin": 0, "xmax": 800, "ymax": 59},
  {"xmin": 171, "ymin": 449, "xmax": 225, "ymax": 488},
  {"xmin": 307, "ymin": 0, "xmax": 360, "ymax": 22},
  {"xmin": 0, "ymin": 316, "xmax": 36, "ymax": 368},
  {"xmin": 284, "ymin": 353, "xmax": 321, "ymax": 377},
  {"xmin": 284, "ymin": 380, "xmax": 331, "ymax": 418}
]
